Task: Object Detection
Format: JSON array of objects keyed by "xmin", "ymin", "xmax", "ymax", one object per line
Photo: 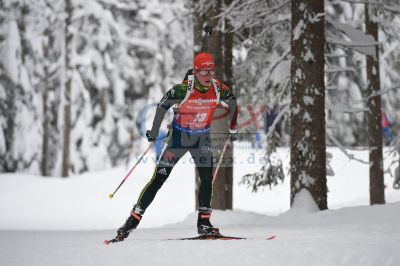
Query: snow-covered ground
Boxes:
[
  {"xmin": 1, "ymin": 144, "xmax": 399, "ymax": 265},
  {"xmin": 1, "ymin": 203, "xmax": 400, "ymax": 266}
]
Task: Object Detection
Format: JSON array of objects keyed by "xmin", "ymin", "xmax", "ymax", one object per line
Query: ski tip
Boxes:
[
  {"xmin": 266, "ymin": 235, "xmax": 276, "ymax": 240},
  {"xmin": 104, "ymin": 240, "xmax": 110, "ymax": 245},
  {"xmin": 108, "ymin": 193, "xmax": 113, "ymax": 199}
]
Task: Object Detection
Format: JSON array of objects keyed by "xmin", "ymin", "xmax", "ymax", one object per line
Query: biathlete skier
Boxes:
[{"xmin": 113, "ymin": 52, "xmax": 238, "ymax": 241}]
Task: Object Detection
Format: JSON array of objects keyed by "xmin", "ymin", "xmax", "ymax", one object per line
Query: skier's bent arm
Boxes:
[{"xmin": 149, "ymin": 85, "xmax": 186, "ymax": 138}]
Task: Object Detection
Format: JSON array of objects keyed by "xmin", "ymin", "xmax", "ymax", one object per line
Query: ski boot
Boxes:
[
  {"xmin": 115, "ymin": 205, "xmax": 143, "ymax": 241},
  {"xmin": 197, "ymin": 211, "xmax": 220, "ymax": 236}
]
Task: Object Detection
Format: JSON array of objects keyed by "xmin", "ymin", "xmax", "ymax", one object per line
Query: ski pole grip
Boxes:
[{"xmin": 204, "ymin": 25, "xmax": 213, "ymax": 35}]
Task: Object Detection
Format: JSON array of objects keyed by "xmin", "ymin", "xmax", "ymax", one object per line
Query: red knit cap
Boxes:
[{"xmin": 194, "ymin": 52, "xmax": 215, "ymax": 70}]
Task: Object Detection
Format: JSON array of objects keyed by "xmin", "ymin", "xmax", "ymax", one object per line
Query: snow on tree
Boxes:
[
  {"xmin": 325, "ymin": 1, "xmax": 400, "ymax": 148},
  {"xmin": 0, "ymin": 0, "xmax": 192, "ymax": 175},
  {"xmin": 325, "ymin": 3, "xmax": 371, "ymax": 147},
  {"xmin": 39, "ymin": 0, "xmax": 63, "ymax": 176},
  {"xmin": 220, "ymin": 0, "xmax": 291, "ymax": 191},
  {"xmin": 57, "ymin": 0, "xmax": 193, "ymax": 174},
  {"xmin": 325, "ymin": 1, "xmax": 400, "ymax": 203},
  {"xmin": 0, "ymin": 0, "xmax": 44, "ymax": 173}
]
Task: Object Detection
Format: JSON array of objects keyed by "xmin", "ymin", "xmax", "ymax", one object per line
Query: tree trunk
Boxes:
[
  {"xmin": 365, "ymin": 3, "xmax": 385, "ymax": 205},
  {"xmin": 62, "ymin": 0, "xmax": 73, "ymax": 177},
  {"xmin": 41, "ymin": 33, "xmax": 50, "ymax": 177},
  {"xmin": 224, "ymin": 0, "xmax": 233, "ymax": 86},
  {"xmin": 209, "ymin": 0, "xmax": 233, "ymax": 210},
  {"xmin": 290, "ymin": 0, "xmax": 327, "ymax": 210}
]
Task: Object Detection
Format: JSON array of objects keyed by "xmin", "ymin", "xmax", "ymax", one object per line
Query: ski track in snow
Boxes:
[
  {"xmin": 1, "ymin": 204, "xmax": 400, "ymax": 266},
  {"xmin": 0, "ymin": 226, "xmax": 398, "ymax": 266}
]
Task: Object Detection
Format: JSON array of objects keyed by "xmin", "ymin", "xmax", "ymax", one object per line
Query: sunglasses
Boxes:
[{"xmin": 198, "ymin": 70, "xmax": 215, "ymax": 76}]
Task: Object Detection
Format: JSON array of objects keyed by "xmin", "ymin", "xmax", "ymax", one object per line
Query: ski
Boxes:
[
  {"xmin": 168, "ymin": 234, "xmax": 245, "ymax": 240},
  {"xmin": 104, "ymin": 235, "xmax": 243, "ymax": 244},
  {"xmin": 170, "ymin": 234, "xmax": 276, "ymax": 241},
  {"xmin": 104, "ymin": 234, "xmax": 276, "ymax": 244}
]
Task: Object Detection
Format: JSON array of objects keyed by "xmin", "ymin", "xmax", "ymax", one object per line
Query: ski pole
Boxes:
[
  {"xmin": 212, "ymin": 137, "xmax": 231, "ymax": 184},
  {"xmin": 201, "ymin": 25, "xmax": 213, "ymax": 52},
  {"xmin": 108, "ymin": 142, "xmax": 154, "ymax": 199}
]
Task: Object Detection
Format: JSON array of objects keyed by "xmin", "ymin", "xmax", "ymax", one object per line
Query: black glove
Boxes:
[
  {"xmin": 183, "ymin": 68, "xmax": 193, "ymax": 82},
  {"xmin": 229, "ymin": 129, "xmax": 238, "ymax": 142},
  {"xmin": 146, "ymin": 130, "xmax": 157, "ymax": 142}
]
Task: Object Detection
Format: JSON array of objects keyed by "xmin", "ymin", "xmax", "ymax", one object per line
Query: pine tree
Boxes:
[
  {"xmin": 0, "ymin": 0, "xmax": 42, "ymax": 173},
  {"xmin": 1, "ymin": 0, "xmax": 193, "ymax": 175},
  {"xmin": 40, "ymin": 0, "xmax": 60, "ymax": 176}
]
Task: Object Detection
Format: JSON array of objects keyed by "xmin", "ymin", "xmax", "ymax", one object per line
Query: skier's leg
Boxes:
[
  {"xmin": 190, "ymin": 135, "xmax": 219, "ymax": 236},
  {"xmin": 116, "ymin": 131, "xmax": 186, "ymax": 240},
  {"xmin": 135, "ymin": 145, "xmax": 185, "ymax": 211},
  {"xmin": 190, "ymin": 133, "xmax": 214, "ymax": 209},
  {"xmin": 194, "ymin": 152, "xmax": 214, "ymax": 209}
]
